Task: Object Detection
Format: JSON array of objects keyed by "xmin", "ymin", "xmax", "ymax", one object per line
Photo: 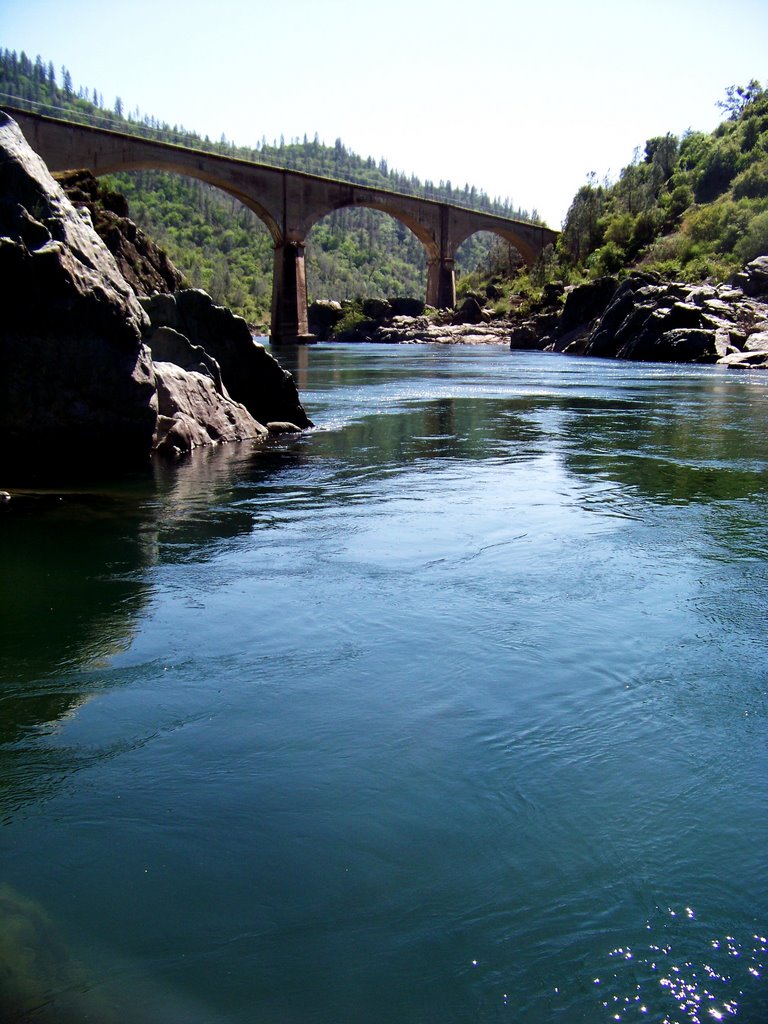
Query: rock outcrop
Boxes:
[
  {"xmin": 0, "ymin": 114, "xmax": 311, "ymax": 476},
  {"xmin": 56, "ymin": 169, "xmax": 185, "ymax": 296},
  {"xmin": 509, "ymin": 264, "xmax": 768, "ymax": 368},
  {"xmin": 141, "ymin": 290, "xmax": 312, "ymax": 429},
  {"xmin": 0, "ymin": 112, "xmax": 158, "ymax": 472},
  {"xmin": 308, "ymin": 299, "xmax": 344, "ymax": 340},
  {"xmin": 153, "ymin": 361, "xmax": 267, "ymax": 456}
]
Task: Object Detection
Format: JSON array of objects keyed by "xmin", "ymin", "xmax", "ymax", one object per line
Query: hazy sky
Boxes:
[{"xmin": 2, "ymin": 0, "xmax": 767, "ymax": 226}]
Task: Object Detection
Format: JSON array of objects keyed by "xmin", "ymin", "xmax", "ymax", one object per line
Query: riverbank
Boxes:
[{"xmin": 312, "ymin": 259, "xmax": 768, "ymax": 367}]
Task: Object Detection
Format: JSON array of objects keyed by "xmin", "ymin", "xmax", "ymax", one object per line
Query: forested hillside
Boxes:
[
  {"xmin": 458, "ymin": 80, "xmax": 768, "ymax": 313},
  {"xmin": 0, "ymin": 49, "xmax": 540, "ymax": 326}
]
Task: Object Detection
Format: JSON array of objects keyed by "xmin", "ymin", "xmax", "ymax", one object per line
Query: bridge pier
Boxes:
[
  {"xmin": 270, "ymin": 241, "xmax": 310, "ymax": 343},
  {"xmin": 426, "ymin": 257, "xmax": 456, "ymax": 309}
]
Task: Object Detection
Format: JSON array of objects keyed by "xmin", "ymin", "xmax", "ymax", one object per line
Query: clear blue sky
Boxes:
[{"xmin": 2, "ymin": 0, "xmax": 767, "ymax": 226}]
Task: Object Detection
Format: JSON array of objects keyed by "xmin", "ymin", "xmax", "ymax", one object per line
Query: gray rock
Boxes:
[
  {"xmin": 0, "ymin": 114, "xmax": 309, "ymax": 475},
  {"xmin": 141, "ymin": 290, "xmax": 312, "ymax": 429},
  {"xmin": 362, "ymin": 298, "xmax": 393, "ymax": 321},
  {"xmin": 717, "ymin": 349, "xmax": 768, "ymax": 368},
  {"xmin": 453, "ymin": 296, "xmax": 486, "ymax": 325},
  {"xmin": 153, "ymin": 362, "xmax": 267, "ymax": 456},
  {"xmin": 307, "ymin": 299, "xmax": 343, "ymax": 340},
  {"xmin": 557, "ymin": 276, "xmax": 618, "ymax": 336},
  {"xmin": 618, "ymin": 327, "xmax": 717, "ymax": 363},
  {"xmin": 146, "ymin": 325, "xmax": 225, "ymax": 394},
  {"xmin": 714, "ymin": 328, "xmax": 740, "ymax": 358},
  {"xmin": 389, "ymin": 297, "xmax": 425, "ymax": 318},
  {"xmin": 0, "ymin": 113, "xmax": 157, "ymax": 472},
  {"xmin": 732, "ymin": 256, "xmax": 768, "ymax": 298},
  {"xmin": 266, "ymin": 421, "xmax": 303, "ymax": 434},
  {"xmin": 745, "ymin": 330, "xmax": 768, "ymax": 351}
]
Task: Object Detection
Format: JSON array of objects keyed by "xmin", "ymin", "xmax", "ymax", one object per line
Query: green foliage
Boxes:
[
  {"xmin": 586, "ymin": 241, "xmax": 625, "ymax": 276},
  {"xmin": 735, "ymin": 208, "xmax": 768, "ymax": 263},
  {"xmin": 693, "ymin": 137, "xmax": 740, "ymax": 202},
  {"xmin": 732, "ymin": 158, "xmax": 768, "ymax": 199},
  {"xmin": 561, "ymin": 180, "xmax": 606, "ymax": 263},
  {"xmin": 717, "ymin": 79, "xmax": 763, "ymax": 121},
  {"xmin": 560, "ymin": 79, "xmax": 768, "ymax": 284},
  {"xmin": 459, "ymin": 79, "xmax": 768, "ymax": 308}
]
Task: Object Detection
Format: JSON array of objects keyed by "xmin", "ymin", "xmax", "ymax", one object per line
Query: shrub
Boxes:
[
  {"xmin": 735, "ymin": 209, "xmax": 768, "ymax": 262},
  {"xmin": 586, "ymin": 241, "xmax": 625, "ymax": 276},
  {"xmin": 694, "ymin": 140, "xmax": 740, "ymax": 202},
  {"xmin": 731, "ymin": 159, "xmax": 768, "ymax": 199}
]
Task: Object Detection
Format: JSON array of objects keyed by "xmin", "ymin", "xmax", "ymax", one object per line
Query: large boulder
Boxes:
[
  {"xmin": 153, "ymin": 362, "xmax": 267, "ymax": 456},
  {"xmin": 0, "ymin": 114, "xmax": 305, "ymax": 475},
  {"xmin": 732, "ymin": 256, "xmax": 768, "ymax": 298},
  {"xmin": 141, "ymin": 289, "xmax": 313, "ymax": 429},
  {"xmin": 453, "ymin": 296, "xmax": 489, "ymax": 325},
  {"xmin": 557, "ymin": 276, "xmax": 618, "ymax": 336},
  {"xmin": 0, "ymin": 112, "xmax": 157, "ymax": 473},
  {"xmin": 307, "ymin": 299, "xmax": 343, "ymax": 339},
  {"xmin": 389, "ymin": 297, "xmax": 425, "ymax": 318},
  {"xmin": 583, "ymin": 276, "xmax": 719, "ymax": 362}
]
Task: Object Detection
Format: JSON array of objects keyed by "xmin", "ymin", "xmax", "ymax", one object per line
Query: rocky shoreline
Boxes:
[
  {"xmin": 510, "ymin": 260, "xmax": 768, "ymax": 368},
  {"xmin": 308, "ymin": 262, "xmax": 768, "ymax": 367},
  {"xmin": 0, "ymin": 113, "xmax": 311, "ymax": 482}
]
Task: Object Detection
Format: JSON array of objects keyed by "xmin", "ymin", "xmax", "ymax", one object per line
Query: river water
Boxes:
[{"xmin": 1, "ymin": 344, "xmax": 767, "ymax": 1024}]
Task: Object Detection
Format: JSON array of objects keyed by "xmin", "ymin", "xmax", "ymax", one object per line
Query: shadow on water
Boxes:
[
  {"xmin": 0, "ymin": 440, "xmax": 316, "ymax": 750},
  {"xmin": 0, "ymin": 445, "xmax": 310, "ymax": 1023}
]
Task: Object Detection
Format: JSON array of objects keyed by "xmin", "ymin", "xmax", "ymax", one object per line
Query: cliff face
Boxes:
[
  {"xmin": 55, "ymin": 168, "xmax": 186, "ymax": 297},
  {"xmin": 0, "ymin": 114, "xmax": 311, "ymax": 480},
  {"xmin": 0, "ymin": 112, "xmax": 158, "ymax": 473}
]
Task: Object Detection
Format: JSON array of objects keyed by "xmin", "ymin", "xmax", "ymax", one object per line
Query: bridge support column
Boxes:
[
  {"xmin": 426, "ymin": 257, "xmax": 456, "ymax": 309},
  {"xmin": 271, "ymin": 241, "xmax": 310, "ymax": 343}
]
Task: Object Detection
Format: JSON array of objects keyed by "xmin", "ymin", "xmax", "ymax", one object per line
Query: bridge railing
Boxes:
[{"xmin": 0, "ymin": 92, "xmax": 545, "ymax": 227}]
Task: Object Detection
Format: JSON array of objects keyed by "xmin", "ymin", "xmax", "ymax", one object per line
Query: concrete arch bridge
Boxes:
[{"xmin": 7, "ymin": 108, "xmax": 558, "ymax": 342}]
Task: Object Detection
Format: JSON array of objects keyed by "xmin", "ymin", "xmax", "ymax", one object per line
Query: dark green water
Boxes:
[{"xmin": 1, "ymin": 345, "xmax": 767, "ymax": 1023}]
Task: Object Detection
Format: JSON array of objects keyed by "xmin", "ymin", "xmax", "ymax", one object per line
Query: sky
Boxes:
[{"xmin": 2, "ymin": 0, "xmax": 767, "ymax": 227}]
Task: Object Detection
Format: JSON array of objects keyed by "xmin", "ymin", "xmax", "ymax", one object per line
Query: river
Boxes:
[{"xmin": 1, "ymin": 344, "xmax": 767, "ymax": 1024}]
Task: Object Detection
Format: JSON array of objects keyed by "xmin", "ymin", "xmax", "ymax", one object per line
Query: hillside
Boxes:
[
  {"xmin": 458, "ymin": 80, "xmax": 768, "ymax": 311},
  {"xmin": 0, "ymin": 49, "xmax": 541, "ymax": 327}
]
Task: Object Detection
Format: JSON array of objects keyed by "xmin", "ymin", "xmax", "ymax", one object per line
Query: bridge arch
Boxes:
[
  {"xmin": 300, "ymin": 198, "xmax": 439, "ymax": 263},
  {"xmin": 304, "ymin": 206, "xmax": 428, "ymax": 302},
  {"xmin": 64, "ymin": 151, "xmax": 284, "ymax": 245},
  {"xmin": 449, "ymin": 222, "xmax": 540, "ymax": 268}
]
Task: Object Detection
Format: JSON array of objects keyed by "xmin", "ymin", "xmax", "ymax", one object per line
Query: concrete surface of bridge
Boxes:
[{"xmin": 6, "ymin": 108, "xmax": 559, "ymax": 342}]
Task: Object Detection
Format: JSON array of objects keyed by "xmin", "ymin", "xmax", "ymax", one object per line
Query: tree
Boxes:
[{"xmin": 717, "ymin": 80, "xmax": 762, "ymax": 120}]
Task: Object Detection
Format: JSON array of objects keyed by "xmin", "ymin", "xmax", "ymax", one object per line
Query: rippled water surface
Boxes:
[{"xmin": 1, "ymin": 346, "xmax": 767, "ymax": 1023}]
